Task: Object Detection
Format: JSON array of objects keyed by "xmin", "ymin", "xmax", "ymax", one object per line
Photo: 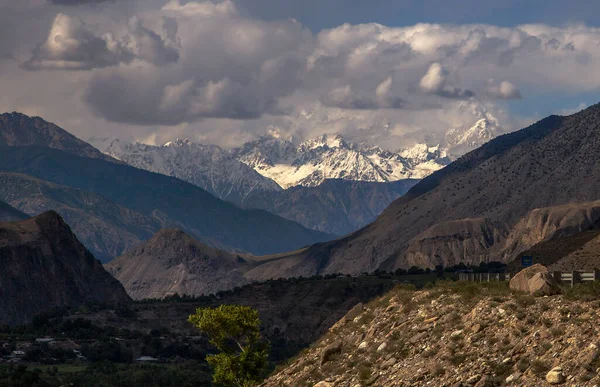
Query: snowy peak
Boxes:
[
  {"xmin": 232, "ymin": 133, "xmax": 448, "ymax": 188},
  {"xmin": 445, "ymin": 116, "xmax": 503, "ymax": 157},
  {"xmin": 89, "ymin": 138, "xmax": 282, "ymax": 204},
  {"xmin": 163, "ymin": 138, "xmax": 192, "ymax": 147},
  {"xmin": 298, "ymin": 133, "xmax": 349, "ymax": 152}
]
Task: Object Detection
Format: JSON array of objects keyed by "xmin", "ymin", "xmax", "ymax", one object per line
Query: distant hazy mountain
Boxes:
[
  {"xmin": 0, "ymin": 112, "xmax": 118, "ymax": 163},
  {"xmin": 0, "ymin": 211, "xmax": 130, "ymax": 325},
  {"xmin": 0, "ymin": 172, "xmax": 160, "ymax": 262},
  {"xmin": 0, "ymin": 144, "xmax": 333, "ymax": 257},
  {"xmin": 90, "ymin": 137, "xmax": 281, "ymax": 205},
  {"xmin": 0, "ymin": 200, "xmax": 28, "ymax": 222},
  {"xmin": 245, "ymin": 179, "xmax": 419, "ymax": 235},
  {"xmin": 90, "ymin": 136, "xmax": 422, "ymax": 234}
]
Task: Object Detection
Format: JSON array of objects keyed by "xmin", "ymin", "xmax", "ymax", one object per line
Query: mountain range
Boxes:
[
  {"xmin": 244, "ymin": 103, "xmax": 600, "ymax": 278},
  {"xmin": 89, "ymin": 113, "xmax": 500, "ymax": 235},
  {"xmin": 0, "ymin": 113, "xmax": 332, "ymax": 261}
]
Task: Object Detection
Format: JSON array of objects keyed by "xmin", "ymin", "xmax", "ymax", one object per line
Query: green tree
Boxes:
[{"xmin": 188, "ymin": 305, "xmax": 269, "ymax": 387}]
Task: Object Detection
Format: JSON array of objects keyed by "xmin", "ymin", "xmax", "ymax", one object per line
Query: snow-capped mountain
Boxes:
[
  {"xmin": 90, "ymin": 107, "xmax": 502, "ymax": 198},
  {"xmin": 445, "ymin": 101, "xmax": 503, "ymax": 157},
  {"xmin": 232, "ymin": 133, "xmax": 449, "ymax": 189},
  {"xmin": 89, "ymin": 137, "xmax": 282, "ymax": 204}
]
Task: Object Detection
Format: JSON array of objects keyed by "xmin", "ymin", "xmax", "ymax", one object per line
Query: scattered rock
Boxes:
[
  {"xmin": 314, "ymin": 382, "xmax": 334, "ymax": 387},
  {"xmin": 545, "ymin": 366, "xmax": 565, "ymax": 384},
  {"xmin": 345, "ymin": 303, "xmax": 364, "ymax": 322},
  {"xmin": 320, "ymin": 339, "xmax": 343, "ymax": 365},
  {"xmin": 579, "ymin": 343, "xmax": 599, "ymax": 367},
  {"xmin": 450, "ymin": 329, "xmax": 463, "ymax": 339},
  {"xmin": 381, "ymin": 357, "xmax": 397, "ymax": 368},
  {"xmin": 473, "ymin": 375, "xmax": 493, "ymax": 387},
  {"xmin": 424, "ymin": 316, "xmax": 439, "ymax": 323},
  {"xmin": 358, "ymin": 341, "xmax": 368, "ymax": 350},
  {"xmin": 376, "ymin": 342, "xmax": 388, "ymax": 352},
  {"xmin": 505, "ymin": 372, "xmax": 521, "ymax": 383}
]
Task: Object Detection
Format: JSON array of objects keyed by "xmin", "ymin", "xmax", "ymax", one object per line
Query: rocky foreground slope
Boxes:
[
  {"xmin": 0, "ymin": 211, "xmax": 130, "ymax": 325},
  {"xmin": 264, "ymin": 282, "xmax": 600, "ymax": 386}
]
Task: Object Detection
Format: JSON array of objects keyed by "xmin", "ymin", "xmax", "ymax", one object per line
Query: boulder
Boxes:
[
  {"xmin": 528, "ymin": 272, "xmax": 562, "ymax": 296},
  {"xmin": 320, "ymin": 339, "xmax": 343, "ymax": 365},
  {"xmin": 545, "ymin": 366, "xmax": 565, "ymax": 384},
  {"xmin": 509, "ymin": 264, "xmax": 562, "ymax": 296}
]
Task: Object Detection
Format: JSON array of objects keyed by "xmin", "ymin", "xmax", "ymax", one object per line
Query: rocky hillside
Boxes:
[
  {"xmin": 0, "ymin": 112, "xmax": 117, "ymax": 163},
  {"xmin": 264, "ymin": 281, "xmax": 600, "ymax": 386},
  {"xmin": 0, "ymin": 172, "xmax": 160, "ymax": 262},
  {"xmin": 0, "ymin": 211, "xmax": 130, "ymax": 325},
  {"xmin": 0, "ymin": 200, "xmax": 28, "ymax": 222},
  {"xmin": 106, "ymin": 229, "xmax": 251, "ymax": 299},
  {"xmin": 507, "ymin": 229, "xmax": 600, "ymax": 273}
]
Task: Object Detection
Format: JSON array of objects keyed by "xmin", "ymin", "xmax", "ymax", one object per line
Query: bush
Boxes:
[{"xmin": 564, "ymin": 281, "xmax": 600, "ymax": 301}]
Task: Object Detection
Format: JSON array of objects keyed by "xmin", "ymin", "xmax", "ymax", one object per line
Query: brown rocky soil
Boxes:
[{"xmin": 263, "ymin": 281, "xmax": 600, "ymax": 386}]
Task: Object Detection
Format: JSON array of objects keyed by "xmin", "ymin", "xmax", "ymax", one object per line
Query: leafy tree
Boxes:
[{"xmin": 188, "ymin": 305, "xmax": 269, "ymax": 387}]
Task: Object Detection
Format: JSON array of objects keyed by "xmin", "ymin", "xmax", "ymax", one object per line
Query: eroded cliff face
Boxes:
[{"xmin": 0, "ymin": 211, "xmax": 130, "ymax": 325}]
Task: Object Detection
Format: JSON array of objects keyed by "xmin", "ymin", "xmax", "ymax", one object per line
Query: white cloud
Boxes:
[
  {"xmin": 419, "ymin": 62, "xmax": 474, "ymax": 99},
  {"xmin": 485, "ymin": 79, "xmax": 522, "ymax": 100},
  {"xmin": 22, "ymin": 12, "xmax": 179, "ymax": 70},
  {"xmin": 162, "ymin": 0, "xmax": 237, "ymax": 17},
  {"xmin": 11, "ymin": 4, "xmax": 600, "ymax": 149}
]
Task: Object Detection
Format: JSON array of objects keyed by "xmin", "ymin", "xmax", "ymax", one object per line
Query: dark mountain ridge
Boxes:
[
  {"xmin": 0, "ymin": 145, "xmax": 333, "ymax": 256},
  {"xmin": 0, "ymin": 200, "xmax": 28, "ymax": 222},
  {"xmin": 0, "ymin": 211, "xmax": 130, "ymax": 325},
  {"xmin": 0, "ymin": 112, "xmax": 118, "ymax": 163},
  {"xmin": 0, "ymin": 172, "xmax": 160, "ymax": 262}
]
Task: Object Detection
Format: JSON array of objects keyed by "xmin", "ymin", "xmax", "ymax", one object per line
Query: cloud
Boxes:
[
  {"xmin": 124, "ymin": 16, "xmax": 180, "ymax": 66},
  {"xmin": 419, "ymin": 62, "xmax": 475, "ymax": 99},
  {"xmin": 22, "ymin": 13, "xmax": 179, "ymax": 70},
  {"xmin": 321, "ymin": 77, "xmax": 406, "ymax": 110},
  {"xmin": 47, "ymin": 0, "xmax": 117, "ymax": 5},
  {"xmin": 12, "ymin": 4, "xmax": 600, "ymax": 149},
  {"xmin": 485, "ymin": 79, "xmax": 521, "ymax": 100},
  {"xmin": 21, "ymin": 13, "xmax": 128, "ymax": 70},
  {"xmin": 162, "ymin": 0, "xmax": 237, "ymax": 17},
  {"xmin": 83, "ymin": 2, "xmax": 310, "ymax": 123}
]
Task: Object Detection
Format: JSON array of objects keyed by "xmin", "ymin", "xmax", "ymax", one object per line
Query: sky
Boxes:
[{"xmin": 1, "ymin": 0, "xmax": 600, "ymax": 149}]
